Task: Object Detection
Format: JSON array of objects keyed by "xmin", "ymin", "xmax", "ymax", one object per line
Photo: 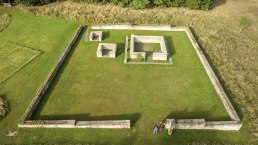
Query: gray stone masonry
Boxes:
[
  {"xmin": 97, "ymin": 43, "xmax": 117, "ymax": 58},
  {"xmin": 89, "ymin": 31, "xmax": 102, "ymax": 41}
]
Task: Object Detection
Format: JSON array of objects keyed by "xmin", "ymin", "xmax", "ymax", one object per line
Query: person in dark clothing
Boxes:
[{"xmin": 153, "ymin": 123, "xmax": 159, "ymax": 134}]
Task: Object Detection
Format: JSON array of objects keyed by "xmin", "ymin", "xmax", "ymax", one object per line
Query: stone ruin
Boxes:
[
  {"xmin": 89, "ymin": 31, "xmax": 102, "ymax": 41},
  {"xmin": 97, "ymin": 43, "xmax": 117, "ymax": 58},
  {"xmin": 130, "ymin": 34, "xmax": 168, "ymax": 61}
]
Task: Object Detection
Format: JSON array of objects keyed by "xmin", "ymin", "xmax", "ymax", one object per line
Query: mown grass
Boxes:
[
  {"xmin": 0, "ymin": 42, "xmax": 41, "ymax": 82},
  {"xmin": 19, "ymin": 0, "xmax": 258, "ymax": 144},
  {"xmin": 0, "ymin": 7, "xmax": 79, "ymax": 144},
  {"xmin": 0, "ymin": 13, "xmax": 11, "ymax": 32},
  {"xmin": 33, "ymin": 29, "xmax": 230, "ymax": 122}
]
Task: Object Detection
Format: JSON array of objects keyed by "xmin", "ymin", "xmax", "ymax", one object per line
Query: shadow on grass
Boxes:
[
  {"xmin": 116, "ymin": 42, "xmax": 125, "ymax": 57},
  {"xmin": 164, "ymin": 36, "xmax": 176, "ymax": 57},
  {"xmin": 103, "ymin": 31, "xmax": 110, "ymax": 40},
  {"xmin": 38, "ymin": 113, "xmax": 141, "ymax": 127},
  {"xmin": 31, "ymin": 26, "xmax": 85, "ymax": 119},
  {"xmin": 189, "ymin": 27, "xmax": 243, "ymax": 120},
  {"xmin": 163, "ymin": 107, "xmax": 231, "ymax": 122},
  {"xmin": 211, "ymin": 0, "xmax": 227, "ymax": 9}
]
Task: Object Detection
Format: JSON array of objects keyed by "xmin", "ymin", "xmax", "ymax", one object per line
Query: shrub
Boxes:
[
  {"xmin": 0, "ymin": 97, "xmax": 8, "ymax": 120},
  {"xmin": 130, "ymin": 0, "xmax": 150, "ymax": 9},
  {"xmin": 239, "ymin": 16, "xmax": 250, "ymax": 33},
  {"xmin": 0, "ymin": 13, "xmax": 11, "ymax": 32},
  {"xmin": 185, "ymin": 0, "xmax": 212, "ymax": 9},
  {"xmin": 19, "ymin": 0, "xmax": 51, "ymax": 5},
  {"xmin": 136, "ymin": 54, "xmax": 144, "ymax": 61}
]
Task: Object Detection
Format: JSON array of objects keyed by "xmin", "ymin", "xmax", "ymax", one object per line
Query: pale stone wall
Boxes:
[
  {"xmin": 18, "ymin": 120, "xmax": 130, "ymax": 129},
  {"xmin": 76, "ymin": 120, "xmax": 130, "ymax": 128},
  {"xmin": 153, "ymin": 53, "xmax": 167, "ymax": 60},
  {"xmin": 96, "ymin": 43, "xmax": 117, "ymax": 58},
  {"xmin": 130, "ymin": 35, "xmax": 146, "ymax": 59},
  {"xmin": 130, "ymin": 35, "xmax": 167, "ymax": 60},
  {"xmin": 165, "ymin": 119, "xmax": 242, "ymax": 131},
  {"xmin": 89, "ymin": 31, "xmax": 102, "ymax": 41},
  {"xmin": 124, "ymin": 35, "xmax": 129, "ymax": 63}
]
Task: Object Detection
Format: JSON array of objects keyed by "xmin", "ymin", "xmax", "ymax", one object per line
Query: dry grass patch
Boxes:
[{"xmin": 0, "ymin": 13, "xmax": 11, "ymax": 32}]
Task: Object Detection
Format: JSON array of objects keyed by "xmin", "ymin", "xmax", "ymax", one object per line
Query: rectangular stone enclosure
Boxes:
[
  {"xmin": 89, "ymin": 31, "xmax": 102, "ymax": 41},
  {"xmin": 97, "ymin": 43, "xmax": 117, "ymax": 58},
  {"xmin": 130, "ymin": 35, "xmax": 168, "ymax": 60}
]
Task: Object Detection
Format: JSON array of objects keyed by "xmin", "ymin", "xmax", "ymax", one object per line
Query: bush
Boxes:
[
  {"xmin": 19, "ymin": 0, "xmax": 213, "ymax": 9},
  {"xmin": 19, "ymin": 0, "xmax": 50, "ymax": 5},
  {"xmin": 130, "ymin": 0, "xmax": 150, "ymax": 9},
  {"xmin": 185, "ymin": 0, "xmax": 212, "ymax": 9},
  {"xmin": 136, "ymin": 54, "xmax": 144, "ymax": 61},
  {"xmin": 0, "ymin": 13, "xmax": 11, "ymax": 32},
  {"xmin": 0, "ymin": 97, "xmax": 8, "ymax": 120}
]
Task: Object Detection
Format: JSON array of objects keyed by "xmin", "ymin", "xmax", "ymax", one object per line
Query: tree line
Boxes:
[{"xmin": 19, "ymin": 0, "xmax": 213, "ymax": 10}]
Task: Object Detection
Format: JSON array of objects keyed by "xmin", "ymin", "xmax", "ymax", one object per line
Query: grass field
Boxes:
[
  {"xmin": 0, "ymin": 1, "xmax": 256, "ymax": 144},
  {"xmin": 0, "ymin": 42, "xmax": 41, "ymax": 83},
  {"xmin": 19, "ymin": 0, "xmax": 258, "ymax": 144},
  {"xmin": 33, "ymin": 29, "xmax": 230, "ymax": 123}
]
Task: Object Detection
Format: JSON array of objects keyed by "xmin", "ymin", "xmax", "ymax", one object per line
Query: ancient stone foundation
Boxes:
[
  {"xmin": 130, "ymin": 35, "xmax": 168, "ymax": 61},
  {"xmin": 89, "ymin": 31, "xmax": 102, "ymax": 41},
  {"xmin": 97, "ymin": 43, "xmax": 117, "ymax": 58}
]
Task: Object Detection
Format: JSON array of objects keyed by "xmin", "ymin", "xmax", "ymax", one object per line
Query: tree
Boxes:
[{"xmin": 130, "ymin": 0, "xmax": 150, "ymax": 9}]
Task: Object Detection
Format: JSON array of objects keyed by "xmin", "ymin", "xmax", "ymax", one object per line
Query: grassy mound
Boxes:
[{"xmin": 0, "ymin": 13, "xmax": 11, "ymax": 32}]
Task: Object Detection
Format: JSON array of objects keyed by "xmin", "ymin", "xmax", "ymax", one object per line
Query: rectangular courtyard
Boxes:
[{"xmin": 32, "ymin": 29, "xmax": 231, "ymax": 138}]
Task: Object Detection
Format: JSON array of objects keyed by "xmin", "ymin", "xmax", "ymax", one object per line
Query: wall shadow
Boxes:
[
  {"xmin": 38, "ymin": 113, "xmax": 141, "ymax": 127},
  {"xmin": 189, "ymin": 27, "xmax": 243, "ymax": 120},
  {"xmin": 164, "ymin": 36, "xmax": 176, "ymax": 57},
  {"xmin": 163, "ymin": 107, "xmax": 231, "ymax": 122},
  {"xmin": 31, "ymin": 27, "xmax": 85, "ymax": 118},
  {"xmin": 211, "ymin": 0, "xmax": 227, "ymax": 9},
  {"xmin": 116, "ymin": 43, "xmax": 125, "ymax": 57},
  {"xmin": 102, "ymin": 31, "xmax": 110, "ymax": 40}
]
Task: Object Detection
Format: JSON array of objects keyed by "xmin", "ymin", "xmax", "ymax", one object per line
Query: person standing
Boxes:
[{"xmin": 153, "ymin": 123, "xmax": 159, "ymax": 134}]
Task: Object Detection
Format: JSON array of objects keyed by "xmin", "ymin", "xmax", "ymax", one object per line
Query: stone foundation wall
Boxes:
[
  {"xmin": 165, "ymin": 119, "xmax": 242, "ymax": 131},
  {"xmin": 18, "ymin": 120, "xmax": 130, "ymax": 129}
]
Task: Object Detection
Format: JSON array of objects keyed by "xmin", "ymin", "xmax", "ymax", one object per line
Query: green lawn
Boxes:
[
  {"xmin": 0, "ymin": 42, "xmax": 41, "ymax": 82},
  {"xmin": 0, "ymin": 8, "xmax": 250, "ymax": 145}
]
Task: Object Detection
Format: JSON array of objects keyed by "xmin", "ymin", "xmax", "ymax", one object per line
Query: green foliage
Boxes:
[
  {"xmin": 130, "ymin": 0, "xmax": 150, "ymax": 9},
  {"xmin": 18, "ymin": 0, "xmax": 212, "ymax": 9},
  {"xmin": 136, "ymin": 54, "xmax": 144, "ymax": 61},
  {"xmin": 239, "ymin": 16, "xmax": 249, "ymax": 33},
  {"xmin": 19, "ymin": 0, "xmax": 50, "ymax": 5},
  {"xmin": 185, "ymin": 0, "xmax": 212, "ymax": 9}
]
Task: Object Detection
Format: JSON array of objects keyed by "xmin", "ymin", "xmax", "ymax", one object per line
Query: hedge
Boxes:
[{"xmin": 19, "ymin": 0, "xmax": 213, "ymax": 10}]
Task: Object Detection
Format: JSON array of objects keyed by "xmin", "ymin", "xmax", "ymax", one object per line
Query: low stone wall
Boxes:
[
  {"xmin": 124, "ymin": 35, "xmax": 129, "ymax": 63},
  {"xmin": 153, "ymin": 53, "xmax": 167, "ymax": 60},
  {"xmin": 165, "ymin": 119, "xmax": 242, "ymax": 131},
  {"xmin": 76, "ymin": 120, "xmax": 130, "ymax": 128},
  {"xmin": 20, "ymin": 26, "xmax": 83, "ymax": 123},
  {"xmin": 92, "ymin": 25, "xmax": 185, "ymax": 31},
  {"xmin": 130, "ymin": 34, "xmax": 167, "ymax": 60},
  {"xmin": 18, "ymin": 120, "xmax": 130, "ymax": 129}
]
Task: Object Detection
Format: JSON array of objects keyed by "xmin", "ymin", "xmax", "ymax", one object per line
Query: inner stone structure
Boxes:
[
  {"xmin": 130, "ymin": 34, "xmax": 168, "ymax": 60},
  {"xmin": 89, "ymin": 31, "xmax": 102, "ymax": 41},
  {"xmin": 97, "ymin": 43, "xmax": 117, "ymax": 58}
]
